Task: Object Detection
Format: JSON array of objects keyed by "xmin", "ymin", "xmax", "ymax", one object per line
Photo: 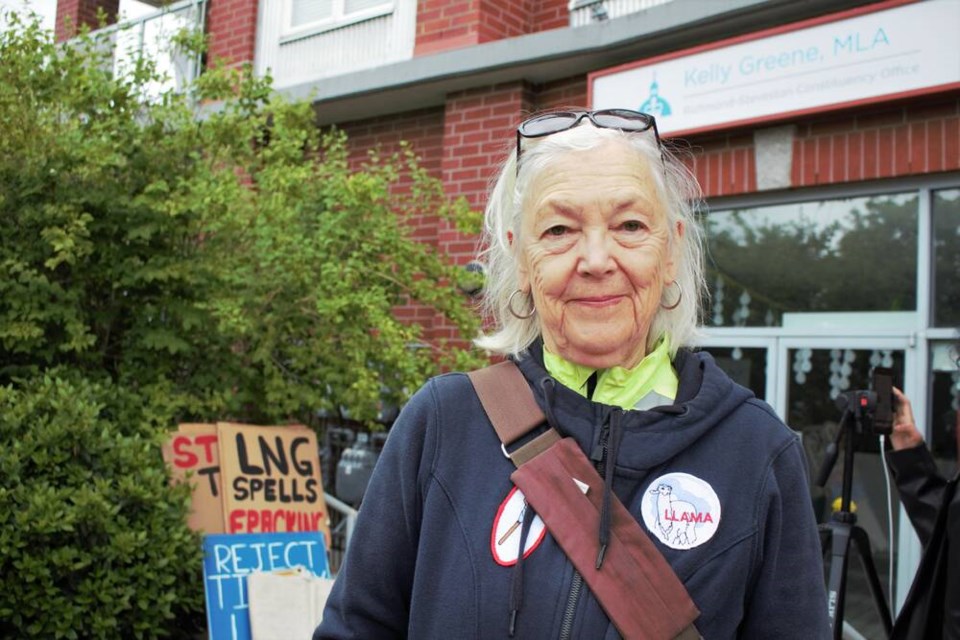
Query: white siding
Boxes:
[{"xmin": 255, "ymin": 0, "xmax": 416, "ymax": 90}]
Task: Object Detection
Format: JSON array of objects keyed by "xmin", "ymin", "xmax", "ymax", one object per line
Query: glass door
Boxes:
[
  {"xmin": 696, "ymin": 337, "xmax": 778, "ymax": 404},
  {"xmin": 700, "ymin": 335, "xmax": 917, "ymax": 638},
  {"xmin": 778, "ymin": 337, "xmax": 913, "ymax": 640}
]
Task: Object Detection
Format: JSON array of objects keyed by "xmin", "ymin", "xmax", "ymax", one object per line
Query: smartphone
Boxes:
[{"xmin": 871, "ymin": 367, "xmax": 894, "ymax": 435}]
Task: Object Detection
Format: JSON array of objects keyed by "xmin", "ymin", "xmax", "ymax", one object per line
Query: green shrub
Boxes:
[
  {"xmin": 0, "ymin": 10, "xmax": 483, "ymax": 636},
  {"xmin": 0, "ymin": 372, "xmax": 204, "ymax": 638},
  {"xmin": 0, "ymin": 13, "xmax": 483, "ymax": 426}
]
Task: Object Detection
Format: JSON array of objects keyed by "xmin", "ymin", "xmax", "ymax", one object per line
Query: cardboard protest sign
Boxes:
[
  {"xmin": 202, "ymin": 531, "xmax": 329, "ymax": 640},
  {"xmin": 217, "ymin": 423, "xmax": 331, "ymax": 543},
  {"xmin": 161, "ymin": 423, "xmax": 225, "ymax": 534}
]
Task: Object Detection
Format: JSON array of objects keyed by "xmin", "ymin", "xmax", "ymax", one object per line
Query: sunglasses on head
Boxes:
[{"xmin": 515, "ymin": 109, "xmax": 662, "ymax": 163}]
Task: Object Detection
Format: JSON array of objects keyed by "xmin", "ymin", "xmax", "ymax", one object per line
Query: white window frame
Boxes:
[{"xmin": 281, "ymin": 0, "xmax": 394, "ymax": 44}]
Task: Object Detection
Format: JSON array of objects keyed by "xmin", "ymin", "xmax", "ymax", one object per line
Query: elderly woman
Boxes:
[{"xmin": 315, "ymin": 109, "xmax": 829, "ymax": 639}]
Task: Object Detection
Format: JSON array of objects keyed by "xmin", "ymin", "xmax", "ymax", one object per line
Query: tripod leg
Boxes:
[
  {"xmin": 823, "ymin": 523, "xmax": 852, "ymax": 640},
  {"xmin": 850, "ymin": 526, "xmax": 893, "ymax": 636}
]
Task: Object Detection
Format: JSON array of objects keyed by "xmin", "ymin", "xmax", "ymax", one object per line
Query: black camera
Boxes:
[{"xmin": 834, "ymin": 367, "xmax": 895, "ymax": 435}]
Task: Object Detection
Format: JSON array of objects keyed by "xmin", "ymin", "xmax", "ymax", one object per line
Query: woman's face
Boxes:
[{"xmin": 516, "ymin": 140, "xmax": 681, "ymax": 370}]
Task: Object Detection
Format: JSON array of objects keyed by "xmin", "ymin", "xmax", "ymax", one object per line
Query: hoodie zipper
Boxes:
[
  {"xmin": 558, "ymin": 572, "xmax": 583, "ymax": 639},
  {"xmin": 558, "ymin": 414, "xmax": 612, "ymax": 640}
]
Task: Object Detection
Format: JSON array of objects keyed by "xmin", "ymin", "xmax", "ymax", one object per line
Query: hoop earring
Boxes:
[
  {"xmin": 660, "ymin": 281, "xmax": 682, "ymax": 311},
  {"xmin": 507, "ymin": 289, "xmax": 536, "ymax": 320}
]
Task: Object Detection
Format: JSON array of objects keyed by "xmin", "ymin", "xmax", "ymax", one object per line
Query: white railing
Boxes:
[
  {"xmin": 324, "ymin": 492, "xmax": 358, "ymax": 575},
  {"xmin": 569, "ymin": 0, "xmax": 676, "ymax": 27},
  {"xmin": 91, "ymin": 0, "xmax": 205, "ymax": 98}
]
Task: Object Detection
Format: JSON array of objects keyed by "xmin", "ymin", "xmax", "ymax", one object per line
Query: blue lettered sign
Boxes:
[{"xmin": 202, "ymin": 531, "xmax": 329, "ymax": 640}]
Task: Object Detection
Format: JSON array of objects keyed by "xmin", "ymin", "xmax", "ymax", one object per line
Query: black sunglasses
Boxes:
[{"xmin": 515, "ymin": 109, "xmax": 662, "ymax": 162}]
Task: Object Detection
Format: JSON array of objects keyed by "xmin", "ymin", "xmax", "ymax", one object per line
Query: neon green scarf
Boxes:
[{"xmin": 543, "ymin": 337, "xmax": 678, "ymax": 410}]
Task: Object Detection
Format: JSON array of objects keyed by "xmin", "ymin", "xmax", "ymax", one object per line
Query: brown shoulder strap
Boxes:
[
  {"xmin": 467, "ymin": 361, "xmax": 559, "ymax": 467},
  {"xmin": 512, "ymin": 439, "xmax": 701, "ymax": 639},
  {"xmin": 468, "ymin": 361, "xmax": 701, "ymax": 639}
]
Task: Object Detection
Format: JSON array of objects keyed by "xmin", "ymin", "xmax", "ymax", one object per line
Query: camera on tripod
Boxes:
[
  {"xmin": 833, "ymin": 367, "xmax": 895, "ymax": 436},
  {"xmin": 818, "ymin": 365, "xmax": 899, "ymax": 638}
]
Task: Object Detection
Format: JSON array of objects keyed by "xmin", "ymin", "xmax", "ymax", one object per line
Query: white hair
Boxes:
[{"xmin": 474, "ymin": 122, "xmax": 706, "ymax": 358}]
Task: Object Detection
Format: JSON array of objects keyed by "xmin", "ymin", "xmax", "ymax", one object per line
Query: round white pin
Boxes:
[{"xmin": 641, "ymin": 472, "xmax": 721, "ymax": 550}]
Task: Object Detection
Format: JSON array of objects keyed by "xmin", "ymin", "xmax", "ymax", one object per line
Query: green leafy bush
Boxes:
[
  {"xmin": 0, "ymin": 10, "xmax": 482, "ymax": 636},
  {"xmin": 0, "ymin": 372, "xmax": 204, "ymax": 638},
  {"xmin": 0, "ymin": 13, "xmax": 483, "ymax": 425}
]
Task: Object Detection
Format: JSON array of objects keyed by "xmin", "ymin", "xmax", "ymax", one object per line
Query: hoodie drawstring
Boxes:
[
  {"xmin": 540, "ymin": 377, "xmax": 567, "ymax": 437},
  {"xmin": 509, "ymin": 377, "xmax": 628, "ymax": 635},
  {"xmin": 508, "ymin": 503, "xmax": 537, "ymax": 637},
  {"xmin": 507, "ymin": 377, "xmax": 567, "ymax": 637},
  {"xmin": 596, "ymin": 410, "xmax": 622, "ymax": 569}
]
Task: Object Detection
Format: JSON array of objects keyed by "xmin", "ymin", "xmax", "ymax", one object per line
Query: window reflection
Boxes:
[
  {"xmin": 933, "ymin": 189, "xmax": 960, "ymax": 327},
  {"xmin": 929, "ymin": 342, "xmax": 959, "ymax": 471},
  {"xmin": 787, "ymin": 348, "xmax": 903, "ymax": 477},
  {"xmin": 698, "ymin": 347, "xmax": 766, "ymax": 400},
  {"xmin": 705, "ymin": 195, "xmax": 918, "ymax": 327}
]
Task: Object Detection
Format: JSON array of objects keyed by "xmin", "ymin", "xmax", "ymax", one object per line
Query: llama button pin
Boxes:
[{"xmin": 641, "ymin": 472, "xmax": 721, "ymax": 550}]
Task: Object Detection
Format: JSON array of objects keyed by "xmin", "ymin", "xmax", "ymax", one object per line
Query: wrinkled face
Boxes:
[{"xmin": 516, "ymin": 140, "xmax": 681, "ymax": 370}]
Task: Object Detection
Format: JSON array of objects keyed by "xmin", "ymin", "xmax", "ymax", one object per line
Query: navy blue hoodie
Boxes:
[{"xmin": 315, "ymin": 348, "xmax": 830, "ymax": 639}]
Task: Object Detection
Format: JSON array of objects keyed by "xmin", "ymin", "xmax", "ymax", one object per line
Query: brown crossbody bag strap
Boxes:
[{"xmin": 468, "ymin": 361, "xmax": 700, "ymax": 640}]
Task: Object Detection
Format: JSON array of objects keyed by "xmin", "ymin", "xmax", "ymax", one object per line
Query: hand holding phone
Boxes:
[
  {"xmin": 871, "ymin": 367, "xmax": 894, "ymax": 435},
  {"xmin": 889, "ymin": 387, "xmax": 924, "ymax": 450}
]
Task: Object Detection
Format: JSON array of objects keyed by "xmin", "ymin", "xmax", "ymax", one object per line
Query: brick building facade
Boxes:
[
  {"xmin": 54, "ymin": 0, "xmax": 960, "ymax": 627},
  {"xmin": 52, "ymin": 1, "xmax": 960, "ymax": 342}
]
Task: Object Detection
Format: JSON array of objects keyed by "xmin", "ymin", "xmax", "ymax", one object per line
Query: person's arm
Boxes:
[
  {"xmin": 889, "ymin": 387, "xmax": 924, "ymax": 451},
  {"xmin": 885, "ymin": 387, "xmax": 948, "ymax": 546},
  {"xmin": 314, "ymin": 381, "xmax": 438, "ymax": 639},
  {"xmin": 739, "ymin": 437, "xmax": 831, "ymax": 639}
]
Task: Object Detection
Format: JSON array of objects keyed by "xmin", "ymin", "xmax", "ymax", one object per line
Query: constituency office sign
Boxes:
[{"xmin": 590, "ymin": 0, "xmax": 960, "ymax": 136}]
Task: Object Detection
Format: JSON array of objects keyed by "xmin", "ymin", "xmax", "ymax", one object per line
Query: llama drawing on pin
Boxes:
[{"xmin": 651, "ymin": 483, "xmax": 700, "ymax": 547}]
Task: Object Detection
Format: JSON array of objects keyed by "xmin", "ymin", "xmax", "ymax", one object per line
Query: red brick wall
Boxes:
[
  {"xmin": 415, "ymin": 0, "xmax": 569, "ymax": 56},
  {"xmin": 206, "ymin": 0, "xmax": 259, "ymax": 68},
  {"xmin": 477, "ymin": 0, "xmax": 534, "ymax": 43},
  {"xmin": 341, "ymin": 107, "xmax": 446, "ymax": 246},
  {"xmin": 791, "ymin": 96, "xmax": 960, "ymax": 187},
  {"xmin": 530, "ymin": 0, "xmax": 569, "ymax": 32},
  {"xmin": 685, "ymin": 132, "xmax": 758, "ymax": 198},
  {"xmin": 442, "ymin": 82, "xmax": 532, "ymax": 210},
  {"xmin": 54, "ymin": 0, "xmax": 118, "ymax": 41},
  {"xmin": 429, "ymin": 82, "xmax": 534, "ymax": 344},
  {"xmin": 341, "ymin": 108, "xmax": 446, "ymax": 176},
  {"xmin": 338, "ymin": 108, "xmax": 447, "ymax": 330},
  {"xmin": 415, "ymin": 0, "xmax": 482, "ymax": 56},
  {"xmin": 533, "ymin": 77, "xmax": 588, "ymax": 112},
  {"xmin": 686, "ymin": 94, "xmax": 960, "ymax": 198}
]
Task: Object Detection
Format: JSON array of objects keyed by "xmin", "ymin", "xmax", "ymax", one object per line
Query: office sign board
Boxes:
[{"xmin": 590, "ymin": 0, "xmax": 960, "ymax": 136}]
